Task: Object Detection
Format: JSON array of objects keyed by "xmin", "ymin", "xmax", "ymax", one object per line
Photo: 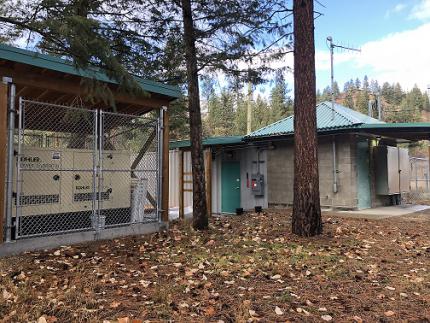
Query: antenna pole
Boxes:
[
  {"xmin": 328, "ymin": 36, "xmax": 335, "ymax": 120},
  {"xmin": 326, "ymin": 36, "xmax": 361, "ymax": 120}
]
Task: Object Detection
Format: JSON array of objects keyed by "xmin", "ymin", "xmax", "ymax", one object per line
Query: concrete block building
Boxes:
[{"xmin": 170, "ymin": 102, "xmax": 430, "ymax": 214}]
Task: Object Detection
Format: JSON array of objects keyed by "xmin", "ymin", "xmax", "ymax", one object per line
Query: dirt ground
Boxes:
[{"xmin": 1, "ymin": 209, "xmax": 430, "ymax": 323}]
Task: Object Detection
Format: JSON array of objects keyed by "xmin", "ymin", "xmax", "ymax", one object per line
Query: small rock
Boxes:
[
  {"xmin": 275, "ymin": 306, "xmax": 283, "ymax": 315},
  {"xmin": 37, "ymin": 317, "xmax": 48, "ymax": 323},
  {"xmin": 321, "ymin": 315, "xmax": 333, "ymax": 321},
  {"xmin": 384, "ymin": 310, "xmax": 395, "ymax": 317},
  {"xmin": 400, "ymin": 292, "xmax": 408, "ymax": 298},
  {"xmin": 353, "ymin": 316, "xmax": 363, "ymax": 323},
  {"xmin": 53, "ymin": 250, "xmax": 61, "ymax": 256},
  {"xmin": 318, "ymin": 307, "xmax": 327, "ymax": 312}
]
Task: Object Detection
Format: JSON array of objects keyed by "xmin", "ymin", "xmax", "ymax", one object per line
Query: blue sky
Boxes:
[{"xmin": 312, "ymin": 0, "xmax": 430, "ymax": 92}]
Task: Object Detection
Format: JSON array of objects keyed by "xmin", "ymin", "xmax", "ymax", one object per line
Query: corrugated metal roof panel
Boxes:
[
  {"xmin": 0, "ymin": 43, "xmax": 182, "ymax": 99},
  {"xmin": 246, "ymin": 101, "xmax": 384, "ymax": 138}
]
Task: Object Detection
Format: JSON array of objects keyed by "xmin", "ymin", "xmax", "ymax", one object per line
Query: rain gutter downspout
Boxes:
[{"xmin": 332, "ymin": 136, "xmax": 338, "ymax": 194}]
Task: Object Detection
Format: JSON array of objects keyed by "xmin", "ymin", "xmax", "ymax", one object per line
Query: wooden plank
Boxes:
[
  {"xmin": 130, "ymin": 129, "xmax": 156, "ymax": 177},
  {"xmin": 183, "ymin": 172, "xmax": 192, "ymax": 175},
  {"xmin": 161, "ymin": 108, "xmax": 169, "ymax": 222},
  {"xmin": 183, "ymin": 180, "xmax": 193, "ymax": 184},
  {"xmin": 178, "ymin": 150, "xmax": 184, "ymax": 220},
  {"xmin": 0, "ymin": 83, "xmax": 7, "ymax": 244},
  {"xmin": 205, "ymin": 149, "xmax": 212, "ymax": 217},
  {"xmin": 184, "ymin": 189, "xmax": 193, "ymax": 193}
]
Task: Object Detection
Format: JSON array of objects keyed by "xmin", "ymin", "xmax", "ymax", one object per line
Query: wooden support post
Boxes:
[
  {"xmin": 178, "ymin": 150, "xmax": 184, "ymax": 220},
  {"xmin": 0, "ymin": 83, "xmax": 8, "ymax": 244},
  {"xmin": 205, "ymin": 149, "xmax": 212, "ymax": 217},
  {"xmin": 161, "ymin": 107, "xmax": 170, "ymax": 223}
]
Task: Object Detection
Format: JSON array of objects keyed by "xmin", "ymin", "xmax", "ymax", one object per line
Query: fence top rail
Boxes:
[
  {"xmin": 20, "ymin": 98, "xmax": 97, "ymax": 113},
  {"xmin": 410, "ymin": 157, "xmax": 429, "ymax": 161},
  {"xmin": 101, "ymin": 109, "xmax": 157, "ymax": 121}
]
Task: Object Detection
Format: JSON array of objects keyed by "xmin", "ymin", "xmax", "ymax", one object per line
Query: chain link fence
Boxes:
[
  {"xmin": 12, "ymin": 99, "xmax": 160, "ymax": 239},
  {"xmin": 407, "ymin": 157, "xmax": 430, "ymax": 204}
]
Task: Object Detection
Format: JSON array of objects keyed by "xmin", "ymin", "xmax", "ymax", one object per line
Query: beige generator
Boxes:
[{"xmin": 12, "ymin": 146, "xmax": 132, "ymax": 218}]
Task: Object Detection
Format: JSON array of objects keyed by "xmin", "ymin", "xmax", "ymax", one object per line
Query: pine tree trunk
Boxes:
[
  {"xmin": 292, "ymin": 0, "xmax": 322, "ymax": 236},
  {"xmin": 181, "ymin": 0, "xmax": 209, "ymax": 230}
]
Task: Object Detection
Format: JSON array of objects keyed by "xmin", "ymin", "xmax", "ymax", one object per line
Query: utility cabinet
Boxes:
[
  {"xmin": 251, "ymin": 173, "xmax": 264, "ymax": 196},
  {"xmin": 373, "ymin": 145, "xmax": 410, "ymax": 195}
]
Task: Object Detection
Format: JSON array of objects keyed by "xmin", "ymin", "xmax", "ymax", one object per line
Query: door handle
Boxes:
[{"xmin": 235, "ymin": 187, "xmax": 240, "ymax": 189}]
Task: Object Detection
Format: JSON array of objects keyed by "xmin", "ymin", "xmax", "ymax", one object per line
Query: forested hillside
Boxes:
[{"xmin": 170, "ymin": 75, "xmax": 430, "ymax": 140}]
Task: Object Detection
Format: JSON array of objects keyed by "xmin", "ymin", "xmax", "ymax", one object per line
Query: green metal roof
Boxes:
[
  {"xmin": 358, "ymin": 122, "xmax": 430, "ymax": 129},
  {"xmin": 0, "ymin": 43, "xmax": 181, "ymax": 99},
  {"xmin": 246, "ymin": 101, "xmax": 384, "ymax": 139},
  {"xmin": 170, "ymin": 136, "xmax": 244, "ymax": 149}
]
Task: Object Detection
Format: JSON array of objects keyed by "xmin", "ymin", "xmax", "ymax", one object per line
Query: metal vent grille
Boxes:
[
  {"xmin": 15, "ymin": 194, "xmax": 60, "ymax": 206},
  {"xmin": 74, "ymin": 192, "xmax": 110, "ymax": 202}
]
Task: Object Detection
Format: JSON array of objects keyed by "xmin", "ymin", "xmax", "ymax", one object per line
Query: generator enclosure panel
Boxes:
[
  {"xmin": 12, "ymin": 146, "xmax": 131, "ymax": 217},
  {"xmin": 251, "ymin": 173, "xmax": 264, "ymax": 196},
  {"xmin": 373, "ymin": 145, "xmax": 410, "ymax": 195}
]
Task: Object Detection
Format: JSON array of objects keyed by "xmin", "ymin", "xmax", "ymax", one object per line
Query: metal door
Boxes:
[{"xmin": 221, "ymin": 161, "xmax": 241, "ymax": 213}]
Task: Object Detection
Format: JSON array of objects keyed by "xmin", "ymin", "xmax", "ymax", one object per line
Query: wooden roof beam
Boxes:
[{"xmin": 0, "ymin": 66, "xmax": 170, "ymax": 111}]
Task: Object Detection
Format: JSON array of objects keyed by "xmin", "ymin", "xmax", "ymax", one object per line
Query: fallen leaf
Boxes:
[
  {"xmin": 205, "ymin": 306, "xmax": 216, "ymax": 316},
  {"xmin": 275, "ymin": 306, "xmax": 283, "ymax": 315},
  {"xmin": 110, "ymin": 301, "xmax": 121, "ymax": 309}
]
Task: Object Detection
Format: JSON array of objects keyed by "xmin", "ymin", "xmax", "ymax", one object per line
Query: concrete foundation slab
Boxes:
[
  {"xmin": 0, "ymin": 222, "xmax": 163, "ymax": 257},
  {"xmin": 336, "ymin": 204, "xmax": 430, "ymax": 219}
]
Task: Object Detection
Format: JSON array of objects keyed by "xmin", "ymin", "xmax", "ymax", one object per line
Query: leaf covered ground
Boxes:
[{"xmin": 1, "ymin": 209, "xmax": 430, "ymax": 322}]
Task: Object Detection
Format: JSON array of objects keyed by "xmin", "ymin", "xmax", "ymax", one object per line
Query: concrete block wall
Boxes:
[
  {"xmin": 211, "ymin": 147, "xmax": 269, "ymax": 214},
  {"xmin": 267, "ymin": 136, "xmax": 359, "ymax": 209}
]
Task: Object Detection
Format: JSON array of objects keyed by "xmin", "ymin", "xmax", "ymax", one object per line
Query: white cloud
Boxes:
[
  {"xmin": 316, "ymin": 23, "xmax": 430, "ymax": 91},
  {"xmin": 409, "ymin": 0, "xmax": 430, "ymax": 20},
  {"xmin": 385, "ymin": 3, "xmax": 407, "ymax": 18}
]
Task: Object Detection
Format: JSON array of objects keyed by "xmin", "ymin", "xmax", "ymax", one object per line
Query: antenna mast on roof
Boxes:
[{"xmin": 326, "ymin": 36, "xmax": 361, "ymax": 120}]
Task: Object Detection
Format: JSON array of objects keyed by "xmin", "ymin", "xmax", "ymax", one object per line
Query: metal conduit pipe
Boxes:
[
  {"xmin": 5, "ymin": 81, "xmax": 16, "ymax": 242},
  {"xmin": 332, "ymin": 137, "xmax": 338, "ymax": 194}
]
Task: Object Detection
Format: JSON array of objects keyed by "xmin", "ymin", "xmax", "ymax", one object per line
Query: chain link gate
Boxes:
[{"xmin": 13, "ymin": 99, "xmax": 160, "ymax": 239}]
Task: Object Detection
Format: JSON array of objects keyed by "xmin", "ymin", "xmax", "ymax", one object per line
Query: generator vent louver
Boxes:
[
  {"xmin": 73, "ymin": 192, "xmax": 110, "ymax": 202},
  {"xmin": 15, "ymin": 194, "xmax": 60, "ymax": 206}
]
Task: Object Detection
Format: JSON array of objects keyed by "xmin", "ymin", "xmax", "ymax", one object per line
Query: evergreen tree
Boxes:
[
  {"xmin": 233, "ymin": 94, "xmax": 248, "ymax": 135},
  {"xmin": 423, "ymin": 94, "xmax": 430, "ymax": 112},
  {"xmin": 370, "ymin": 79, "xmax": 380, "ymax": 93},
  {"xmin": 292, "ymin": 0, "xmax": 322, "ymax": 236},
  {"xmin": 343, "ymin": 90, "xmax": 355, "ymax": 109},
  {"xmin": 363, "ymin": 75, "xmax": 369, "ymax": 91},
  {"xmin": 320, "ymin": 86, "xmax": 331, "ymax": 102},
  {"xmin": 354, "ymin": 78, "xmax": 361, "ymax": 90},
  {"xmin": 169, "ymin": 98, "xmax": 189, "ymax": 140},
  {"xmin": 356, "ymin": 90, "xmax": 369, "ymax": 115},
  {"xmin": 252, "ymin": 95, "xmax": 271, "ymax": 131},
  {"xmin": 269, "ymin": 70, "xmax": 293, "ymax": 122},
  {"xmin": 333, "ymin": 81, "xmax": 340, "ymax": 97}
]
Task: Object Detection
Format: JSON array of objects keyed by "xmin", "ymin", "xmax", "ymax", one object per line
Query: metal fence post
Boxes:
[
  {"xmin": 97, "ymin": 109, "xmax": 104, "ymax": 232},
  {"xmin": 157, "ymin": 108, "xmax": 164, "ymax": 222},
  {"xmin": 92, "ymin": 109, "xmax": 98, "ymax": 229},
  {"xmin": 5, "ymin": 83, "xmax": 16, "ymax": 242}
]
